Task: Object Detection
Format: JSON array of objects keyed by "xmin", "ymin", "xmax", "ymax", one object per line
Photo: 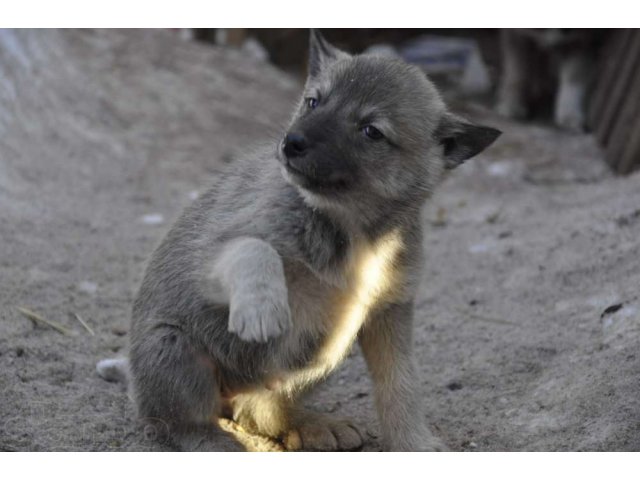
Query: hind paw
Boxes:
[{"xmin": 284, "ymin": 413, "xmax": 363, "ymax": 451}]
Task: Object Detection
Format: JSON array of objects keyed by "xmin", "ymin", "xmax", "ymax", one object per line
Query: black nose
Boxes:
[{"xmin": 282, "ymin": 132, "xmax": 308, "ymax": 158}]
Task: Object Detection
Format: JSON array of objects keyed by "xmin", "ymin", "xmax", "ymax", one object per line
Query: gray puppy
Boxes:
[{"xmin": 98, "ymin": 30, "xmax": 500, "ymax": 451}]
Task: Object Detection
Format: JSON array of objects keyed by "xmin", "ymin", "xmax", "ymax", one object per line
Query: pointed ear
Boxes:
[
  {"xmin": 435, "ymin": 114, "xmax": 502, "ymax": 169},
  {"xmin": 308, "ymin": 29, "xmax": 349, "ymax": 78}
]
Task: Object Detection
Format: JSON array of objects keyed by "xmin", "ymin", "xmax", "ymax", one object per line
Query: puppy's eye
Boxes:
[
  {"xmin": 306, "ymin": 97, "xmax": 318, "ymax": 109},
  {"xmin": 362, "ymin": 125, "xmax": 384, "ymax": 140}
]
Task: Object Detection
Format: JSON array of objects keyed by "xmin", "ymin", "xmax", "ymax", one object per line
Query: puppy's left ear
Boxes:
[
  {"xmin": 436, "ymin": 113, "xmax": 502, "ymax": 169},
  {"xmin": 308, "ymin": 29, "xmax": 349, "ymax": 78}
]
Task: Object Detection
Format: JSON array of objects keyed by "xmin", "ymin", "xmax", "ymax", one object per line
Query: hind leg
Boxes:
[{"xmin": 129, "ymin": 323, "xmax": 221, "ymax": 438}]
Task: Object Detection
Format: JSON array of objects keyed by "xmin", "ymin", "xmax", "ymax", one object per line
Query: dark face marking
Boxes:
[{"xmin": 279, "ymin": 55, "xmax": 442, "ymax": 202}]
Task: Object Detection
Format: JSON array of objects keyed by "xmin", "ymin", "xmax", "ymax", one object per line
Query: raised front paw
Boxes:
[
  {"xmin": 284, "ymin": 413, "xmax": 363, "ymax": 451},
  {"xmin": 228, "ymin": 287, "xmax": 292, "ymax": 343}
]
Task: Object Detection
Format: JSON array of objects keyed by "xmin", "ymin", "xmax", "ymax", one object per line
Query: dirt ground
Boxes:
[{"xmin": 1, "ymin": 29, "xmax": 639, "ymax": 452}]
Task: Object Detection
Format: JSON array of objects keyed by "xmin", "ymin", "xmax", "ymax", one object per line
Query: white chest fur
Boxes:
[{"xmin": 277, "ymin": 228, "xmax": 405, "ymax": 396}]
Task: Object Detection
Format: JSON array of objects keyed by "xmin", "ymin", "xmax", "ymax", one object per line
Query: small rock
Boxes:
[
  {"xmin": 615, "ymin": 209, "xmax": 640, "ymax": 227},
  {"xmin": 446, "ymin": 381, "xmax": 463, "ymax": 391},
  {"xmin": 77, "ymin": 280, "xmax": 98, "ymax": 294},
  {"xmin": 485, "ymin": 211, "xmax": 500, "ymax": 224},
  {"xmin": 487, "ymin": 162, "xmax": 511, "ymax": 177},
  {"xmin": 469, "ymin": 243, "xmax": 490, "ymax": 254},
  {"xmin": 141, "ymin": 213, "xmax": 164, "ymax": 225},
  {"xmin": 111, "ymin": 325, "xmax": 128, "ymax": 336}
]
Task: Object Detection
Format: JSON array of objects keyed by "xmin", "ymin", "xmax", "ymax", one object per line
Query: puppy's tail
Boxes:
[{"xmin": 96, "ymin": 357, "xmax": 130, "ymax": 384}]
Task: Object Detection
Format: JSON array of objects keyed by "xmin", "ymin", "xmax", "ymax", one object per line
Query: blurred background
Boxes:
[
  {"xmin": 2, "ymin": 29, "xmax": 640, "ymax": 452},
  {"xmin": 177, "ymin": 28, "xmax": 639, "ymax": 174}
]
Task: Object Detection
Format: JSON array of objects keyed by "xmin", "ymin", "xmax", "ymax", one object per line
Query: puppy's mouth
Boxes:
[{"xmin": 282, "ymin": 159, "xmax": 351, "ymax": 194}]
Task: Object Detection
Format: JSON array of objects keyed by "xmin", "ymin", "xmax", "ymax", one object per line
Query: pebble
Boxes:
[
  {"xmin": 487, "ymin": 162, "xmax": 511, "ymax": 177},
  {"xmin": 77, "ymin": 280, "xmax": 98, "ymax": 294},
  {"xmin": 469, "ymin": 243, "xmax": 491, "ymax": 254},
  {"xmin": 141, "ymin": 213, "xmax": 164, "ymax": 225},
  {"xmin": 446, "ymin": 381, "xmax": 463, "ymax": 391},
  {"xmin": 111, "ymin": 325, "xmax": 128, "ymax": 336}
]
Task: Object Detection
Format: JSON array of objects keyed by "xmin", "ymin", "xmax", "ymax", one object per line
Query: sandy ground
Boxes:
[{"xmin": 1, "ymin": 29, "xmax": 639, "ymax": 452}]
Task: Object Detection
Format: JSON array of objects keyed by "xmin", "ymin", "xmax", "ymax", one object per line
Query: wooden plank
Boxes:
[
  {"xmin": 589, "ymin": 29, "xmax": 630, "ymax": 130},
  {"xmin": 617, "ymin": 108, "xmax": 640, "ymax": 174},
  {"xmin": 596, "ymin": 29, "xmax": 640, "ymax": 145},
  {"xmin": 604, "ymin": 34, "xmax": 640, "ymax": 171}
]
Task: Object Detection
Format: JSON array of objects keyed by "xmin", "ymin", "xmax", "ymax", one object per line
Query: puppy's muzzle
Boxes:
[{"xmin": 282, "ymin": 132, "xmax": 308, "ymax": 159}]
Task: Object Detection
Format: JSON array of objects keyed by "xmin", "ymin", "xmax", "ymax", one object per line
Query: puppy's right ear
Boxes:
[{"xmin": 308, "ymin": 29, "xmax": 349, "ymax": 78}]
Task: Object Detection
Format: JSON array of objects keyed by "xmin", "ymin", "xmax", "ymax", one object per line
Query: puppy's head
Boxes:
[{"xmin": 278, "ymin": 30, "xmax": 501, "ymax": 213}]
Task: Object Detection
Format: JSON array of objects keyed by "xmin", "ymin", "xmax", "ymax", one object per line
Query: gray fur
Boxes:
[{"xmin": 100, "ymin": 30, "xmax": 500, "ymax": 451}]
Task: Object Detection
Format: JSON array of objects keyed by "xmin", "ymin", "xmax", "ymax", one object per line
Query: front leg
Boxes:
[
  {"xmin": 359, "ymin": 302, "xmax": 447, "ymax": 451},
  {"xmin": 210, "ymin": 237, "xmax": 292, "ymax": 343}
]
